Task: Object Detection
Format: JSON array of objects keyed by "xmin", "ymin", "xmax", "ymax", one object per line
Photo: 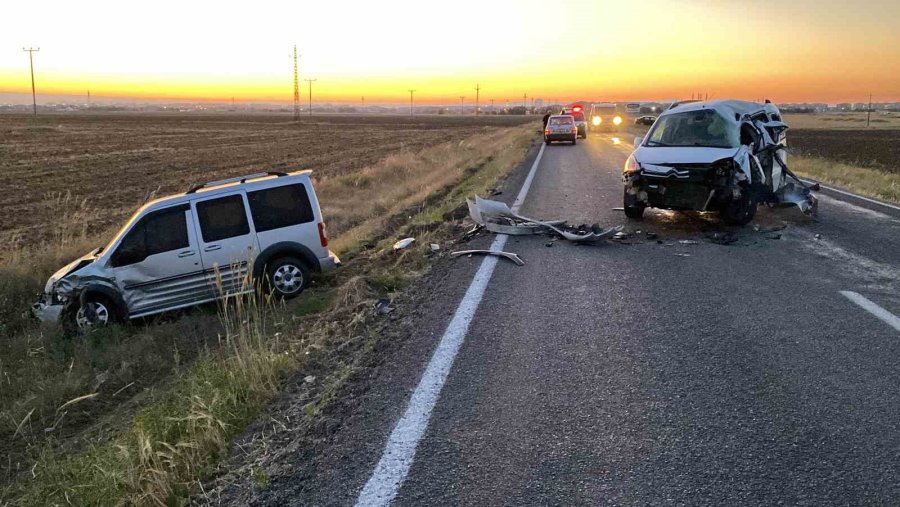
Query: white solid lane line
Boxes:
[
  {"xmin": 840, "ymin": 291, "xmax": 900, "ymax": 333},
  {"xmin": 355, "ymin": 143, "xmax": 546, "ymax": 506},
  {"xmin": 801, "ymin": 179, "xmax": 900, "ymax": 213}
]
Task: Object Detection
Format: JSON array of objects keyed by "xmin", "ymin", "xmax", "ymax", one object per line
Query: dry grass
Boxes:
[
  {"xmin": 2, "ymin": 120, "xmax": 537, "ymax": 505},
  {"xmin": 792, "ymin": 155, "xmax": 900, "ymax": 204},
  {"xmin": 783, "ymin": 112, "xmax": 900, "ymax": 130}
]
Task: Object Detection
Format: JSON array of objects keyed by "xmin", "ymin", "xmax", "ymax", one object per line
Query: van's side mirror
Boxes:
[{"xmin": 633, "ymin": 136, "xmax": 643, "ymax": 147}]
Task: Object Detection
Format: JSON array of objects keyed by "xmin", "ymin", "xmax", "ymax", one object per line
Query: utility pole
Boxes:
[
  {"xmin": 23, "ymin": 47, "xmax": 39, "ymax": 116},
  {"xmin": 867, "ymin": 93, "xmax": 872, "ymax": 127},
  {"xmin": 362, "ymin": 96, "xmax": 365, "ymax": 108},
  {"xmin": 475, "ymin": 83, "xmax": 481, "ymax": 115},
  {"xmin": 522, "ymin": 93, "xmax": 527, "ymax": 115},
  {"xmin": 87, "ymin": 90, "xmax": 91, "ymax": 108},
  {"xmin": 490, "ymin": 99, "xmax": 494, "ymax": 113},
  {"xmin": 304, "ymin": 78, "xmax": 317, "ymax": 117},
  {"xmin": 407, "ymin": 89, "xmax": 415, "ymax": 116},
  {"xmin": 292, "ymin": 45, "xmax": 300, "ymax": 121},
  {"xmin": 459, "ymin": 96, "xmax": 465, "ymax": 115}
]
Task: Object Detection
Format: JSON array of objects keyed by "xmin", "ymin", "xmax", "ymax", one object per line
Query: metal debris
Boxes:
[
  {"xmin": 430, "ymin": 243, "xmax": 441, "ymax": 252},
  {"xmin": 450, "ymin": 249, "xmax": 525, "ymax": 266},
  {"xmin": 392, "ymin": 238, "xmax": 415, "ymax": 251},
  {"xmin": 755, "ymin": 225, "xmax": 787, "ymax": 234},
  {"xmin": 468, "ymin": 196, "xmax": 623, "ymax": 243},
  {"xmin": 705, "ymin": 232, "xmax": 738, "ymax": 245},
  {"xmin": 678, "ymin": 240, "xmax": 700, "ymax": 245},
  {"xmin": 374, "ymin": 298, "xmax": 395, "ymax": 315}
]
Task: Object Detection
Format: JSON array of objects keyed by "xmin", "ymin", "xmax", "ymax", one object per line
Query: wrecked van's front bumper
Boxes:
[
  {"xmin": 32, "ymin": 293, "xmax": 65, "ymax": 323},
  {"xmin": 624, "ymin": 165, "xmax": 726, "ymax": 211}
]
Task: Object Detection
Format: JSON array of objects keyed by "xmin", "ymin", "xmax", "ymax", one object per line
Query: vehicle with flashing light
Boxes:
[{"xmin": 560, "ymin": 104, "xmax": 587, "ymax": 138}]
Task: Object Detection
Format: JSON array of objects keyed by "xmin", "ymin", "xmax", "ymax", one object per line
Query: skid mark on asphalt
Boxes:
[
  {"xmin": 354, "ymin": 143, "xmax": 545, "ymax": 506},
  {"xmin": 840, "ymin": 291, "xmax": 900, "ymax": 332}
]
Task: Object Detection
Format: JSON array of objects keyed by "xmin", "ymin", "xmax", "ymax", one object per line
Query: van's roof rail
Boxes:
[{"xmin": 186, "ymin": 171, "xmax": 288, "ymax": 194}]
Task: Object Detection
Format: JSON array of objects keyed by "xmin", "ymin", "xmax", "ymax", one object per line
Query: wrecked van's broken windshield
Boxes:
[{"xmin": 645, "ymin": 109, "xmax": 738, "ymax": 148}]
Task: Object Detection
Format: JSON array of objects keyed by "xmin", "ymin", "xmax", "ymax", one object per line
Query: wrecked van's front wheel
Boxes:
[
  {"xmin": 623, "ymin": 189, "xmax": 645, "ymax": 219},
  {"xmin": 721, "ymin": 190, "xmax": 757, "ymax": 226},
  {"xmin": 62, "ymin": 295, "xmax": 119, "ymax": 336}
]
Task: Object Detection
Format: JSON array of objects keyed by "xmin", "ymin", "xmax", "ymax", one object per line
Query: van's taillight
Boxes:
[{"xmin": 318, "ymin": 222, "xmax": 328, "ymax": 247}]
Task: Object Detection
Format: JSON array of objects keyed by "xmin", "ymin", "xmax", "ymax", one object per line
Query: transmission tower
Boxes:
[
  {"xmin": 475, "ymin": 83, "xmax": 481, "ymax": 115},
  {"xmin": 292, "ymin": 45, "xmax": 300, "ymax": 121}
]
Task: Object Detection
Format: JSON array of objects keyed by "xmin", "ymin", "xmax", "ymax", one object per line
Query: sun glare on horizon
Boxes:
[{"xmin": 1, "ymin": 0, "xmax": 898, "ymax": 104}]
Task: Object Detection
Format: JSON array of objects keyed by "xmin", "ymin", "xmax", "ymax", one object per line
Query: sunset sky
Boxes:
[{"xmin": 1, "ymin": 0, "xmax": 898, "ymax": 105}]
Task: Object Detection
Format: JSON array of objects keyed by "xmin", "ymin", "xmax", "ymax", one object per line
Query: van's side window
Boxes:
[
  {"xmin": 247, "ymin": 184, "xmax": 314, "ymax": 233},
  {"xmin": 196, "ymin": 194, "xmax": 250, "ymax": 242},
  {"xmin": 112, "ymin": 205, "xmax": 189, "ymax": 267}
]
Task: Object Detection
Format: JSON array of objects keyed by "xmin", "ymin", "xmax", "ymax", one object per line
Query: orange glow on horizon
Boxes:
[{"xmin": 1, "ymin": 0, "xmax": 898, "ymax": 105}]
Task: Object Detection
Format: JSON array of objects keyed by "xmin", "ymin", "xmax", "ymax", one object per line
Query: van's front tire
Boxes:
[
  {"xmin": 62, "ymin": 294, "xmax": 121, "ymax": 336},
  {"xmin": 265, "ymin": 257, "xmax": 310, "ymax": 300},
  {"xmin": 721, "ymin": 188, "xmax": 758, "ymax": 226}
]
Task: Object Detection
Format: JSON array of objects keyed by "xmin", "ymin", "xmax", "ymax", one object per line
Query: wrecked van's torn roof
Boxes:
[{"xmin": 665, "ymin": 100, "xmax": 782, "ymax": 123}]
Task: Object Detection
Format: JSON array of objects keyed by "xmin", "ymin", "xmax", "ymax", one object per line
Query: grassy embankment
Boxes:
[
  {"xmin": 791, "ymin": 156, "xmax": 900, "ymax": 205},
  {"xmin": 1, "ymin": 123, "xmax": 536, "ymax": 505}
]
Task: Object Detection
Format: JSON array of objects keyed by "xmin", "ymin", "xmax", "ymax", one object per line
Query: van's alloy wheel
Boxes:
[
  {"xmin": 266, "ymin": 258, "xmax": 310, "ymax": 299},
  {"xmin": 273, "ymin": 264, "xmax": 304, "ymax": 294},
  {"xmin": 75, "ymin": 300, "xmax": 110, "ymax": 329}
]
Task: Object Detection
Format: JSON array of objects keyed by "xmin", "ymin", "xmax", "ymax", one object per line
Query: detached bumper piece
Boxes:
[
  {"xmin": 467, "ymin": 196, "xmax": 622, "ymax": 243},
  {"xmin": 32, "ymin": 294, "xmax": 65, "ymax": 323}
]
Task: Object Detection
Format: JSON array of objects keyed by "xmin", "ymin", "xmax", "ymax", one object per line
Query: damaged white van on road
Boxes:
[
  {"xmin": 624, "ymin": 100, "xmax": 817, "ymax": 225},
  {"xmin": 33, "ymin": 170, "xmax": 340, "ymax": 333}
]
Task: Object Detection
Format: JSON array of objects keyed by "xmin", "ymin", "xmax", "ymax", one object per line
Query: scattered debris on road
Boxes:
[
  {"xmin": 374, "ymin": 298, "xmax": 395, "ymax": 315},
  {"xmin": 467, "ymin": 196, "xmax": 623, "ymax": 243},
  {"xmin": 392, "ymin": 238, "xmax": 415, "ymax": 251},
  {"xmin": 705, "ymin": 231, "xmax": 739, "ymax": 245},
  {"xmin": 450, "ymin": 249, "xmax": 526, "ymax": 266},
  {"xmin": 678, "ymin": 240, "xmax": 700, "ymax": 245},
  {"xmin": 429, "ymin": 243, "xmax": 441, "ymax": 252},
  {"xmin": 754, "ymin": 224, "xmax": 787, "ymax": 234}
]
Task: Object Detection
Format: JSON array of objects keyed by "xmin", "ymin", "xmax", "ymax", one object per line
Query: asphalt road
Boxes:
[{"xmin": 238, "ymin": 133, "xmax": 900, "ymax": 506}]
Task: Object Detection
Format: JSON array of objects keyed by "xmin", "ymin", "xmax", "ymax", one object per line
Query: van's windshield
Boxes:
[{"xmin": 644, "ymin": 109, "xmax": 738, "ymax": 148}]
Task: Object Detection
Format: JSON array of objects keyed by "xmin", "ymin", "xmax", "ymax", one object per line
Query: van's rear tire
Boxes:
[{"xmin": 264, "ymin": 257, "xmax": 310, "ymax": 300}]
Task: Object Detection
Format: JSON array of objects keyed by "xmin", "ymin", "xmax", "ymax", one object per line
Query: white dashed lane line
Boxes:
[{"xmin": 840, "ymin": 290, "xmax": 900, "ymax": 333}]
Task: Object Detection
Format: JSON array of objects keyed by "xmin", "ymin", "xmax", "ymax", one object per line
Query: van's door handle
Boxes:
[
  {"xmin": 204, "ymin": 245, "xmax": 222, "ymax": 252},
  {"xmin": 177, "ymin": 250, "xmax": 196, "ymax": 258}
]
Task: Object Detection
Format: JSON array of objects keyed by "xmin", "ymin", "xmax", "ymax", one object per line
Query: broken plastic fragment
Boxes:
[
  {"xmin": 470, "ymin": 196, "xmax": 623, "ymax": 243},
  {"xmin": 450, "ymin": 249, "xmax": 525, "ymax": 266},
  {"xmin": 392, "ymin": 238, "xmax": 415, "ymax": 251}
]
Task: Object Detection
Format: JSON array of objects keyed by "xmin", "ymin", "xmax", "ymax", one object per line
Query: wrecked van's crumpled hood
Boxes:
[
  {"xmin": 45, "ymin": 250, "xmax": 100, "ymax": 293},
  {"xmin": 635, "ymin": 146, "xmax": 738, "ymax": 166}
]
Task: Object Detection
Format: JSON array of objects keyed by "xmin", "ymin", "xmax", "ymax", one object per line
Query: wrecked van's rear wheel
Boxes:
[
  {"xmin": 265, "ymin": 257, "xmax": 310, "ymax": 300},
  {"xmin": 721, "ymin": 189, "xmax": 757, "ymax": 226}
]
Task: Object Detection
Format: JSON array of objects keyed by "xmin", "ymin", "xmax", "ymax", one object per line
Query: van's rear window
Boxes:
[{"xmin": 247, "ymin": 183, "xmax": 314, "ymax": 233}]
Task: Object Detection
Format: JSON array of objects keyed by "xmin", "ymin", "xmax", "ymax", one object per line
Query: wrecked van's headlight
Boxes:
[{"xmin": 624, "ymin": 154, "xmax": 640, "ymax": 174}]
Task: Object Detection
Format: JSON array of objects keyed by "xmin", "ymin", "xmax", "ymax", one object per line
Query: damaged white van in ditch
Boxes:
[
  {"xmin": 32, "ymin": 171, "xmax": 340, "ymax": 333},
  {"xmin": 624, "ymin": 100, "xmax": 817, "ymax": 225}
]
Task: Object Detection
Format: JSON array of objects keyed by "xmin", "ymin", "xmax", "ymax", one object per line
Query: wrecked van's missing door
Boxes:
[
  {"xmin": 32, "ymin": 171, "xmax": 340, "ymax": 333},
  {"xmin": 623, "ymin": 100, "xmax": 817, "ymax": 225}
]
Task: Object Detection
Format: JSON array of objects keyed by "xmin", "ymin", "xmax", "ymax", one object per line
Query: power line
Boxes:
[
  {"xmin": 292, "ymin": 45, "xmax": 300, "ymax": 121},
  {"xmin": 23, "ymin": 47, "xmax": 39, "ymax": 116},
  {"xmin": 304, "ymin": 78, "xmax": 317, "ymax": 117},
  {"xmin": 407, "ymin": 89, "xmax": 416, "ymax": 117}
]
